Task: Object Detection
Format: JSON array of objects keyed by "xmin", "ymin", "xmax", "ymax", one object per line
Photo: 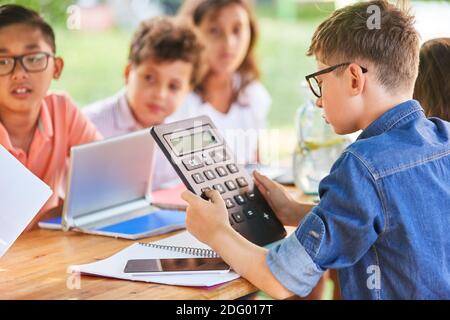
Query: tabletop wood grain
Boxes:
[
  {"xmin": 0, "ymin": 228, "xmax": 261, "ymax": 300},
  {"xmin": 0, "ymin": 186, "xmax": 311, "ymax": 300}
]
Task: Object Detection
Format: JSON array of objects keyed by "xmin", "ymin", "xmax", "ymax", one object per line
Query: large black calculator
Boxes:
[{"xmin": 151, "ymin": 115, "xmax": 286, "ymax": 246}]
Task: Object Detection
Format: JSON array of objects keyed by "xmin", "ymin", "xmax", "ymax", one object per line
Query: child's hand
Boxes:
[
  {"xmin": 253, "ymin": 171, "xmax": 311, "ymax": 226},
  {"xmin": 181, "ymin": 189, "xmax": 234, "ymax": 245}
]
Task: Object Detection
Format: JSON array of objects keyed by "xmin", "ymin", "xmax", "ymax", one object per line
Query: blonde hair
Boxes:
[{"xmin": 308, "ymin": 0, "xmax": 420, "ymax": 94}]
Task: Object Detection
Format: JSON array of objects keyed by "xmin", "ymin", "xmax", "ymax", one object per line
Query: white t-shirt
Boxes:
[
  {"xmin": 173, "ymin": 77, "xmax": 271, "ymax": 165},
  {"xmin": 83, "ymin": 89, "xmax": 181, "ymax": 190}
]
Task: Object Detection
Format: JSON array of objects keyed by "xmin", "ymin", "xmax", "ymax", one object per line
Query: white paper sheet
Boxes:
[
  {"xmin": 0, "ymin": 146, "xmax": 52, "ymax": 258},
  {"xmin": 69, "ymin": 231, "xmax": 240, "ymax": 287}
]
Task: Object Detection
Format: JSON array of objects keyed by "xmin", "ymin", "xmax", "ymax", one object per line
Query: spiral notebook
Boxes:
[
  {"xmin": 138, "ymin": 242, "xmax": 219, "ymax": 258},
  {"xmin": 69, "ymin": 231, "xmax": 240, "ymax": 287}
]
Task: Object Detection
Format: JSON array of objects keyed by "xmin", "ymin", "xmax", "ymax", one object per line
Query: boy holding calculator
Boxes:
[{"xmin": 180, "ymin": 1, "xmax": 450, "ymax": 299}]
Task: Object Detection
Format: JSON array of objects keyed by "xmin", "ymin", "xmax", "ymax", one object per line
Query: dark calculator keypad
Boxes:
[
  {"xmin": 181, "ymin": 147, "xmax": 259, "ymax": 230},
  {"xmin": 184, "ymin": 150, "xmax": 255, "ymax": 222}
]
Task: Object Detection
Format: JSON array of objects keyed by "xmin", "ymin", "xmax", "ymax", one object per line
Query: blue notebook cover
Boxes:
[
  {"xmin": 94, "ymin": 210, "xmax": 186, "ymax": 235},
  {"xmin": 38, "ymin": 216, "xmax": 63, "ymax": 230},
  {"xmin": 38, "ymin": 210, "xmax": 186, "ymax": 239}
]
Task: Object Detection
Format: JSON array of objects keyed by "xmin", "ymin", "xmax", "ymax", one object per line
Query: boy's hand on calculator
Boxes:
[
  {"xmin": 253, "ymin": 171, "xmax": 312, "ymax": 226},
  {"xmin": 181, "ymin": 189, "xmax": 233, "ymax": 245}
]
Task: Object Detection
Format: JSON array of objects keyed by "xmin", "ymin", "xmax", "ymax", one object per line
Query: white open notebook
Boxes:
[
  {"xmin": 69, "ymin": 231, "xmax": 240, "ymax": 287},
  {"xmin": 0, "ymin": 146, "xmax": 52, "ymax": 258}
]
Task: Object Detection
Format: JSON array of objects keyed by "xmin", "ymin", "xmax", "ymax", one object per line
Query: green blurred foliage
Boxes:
[
  {"xmin": 0, "ymin": 0, "xmax": 325, "ymax": 128},
  {"xmin": 0, "ymin": 0, "xmax": 74, "ymax": 25}
]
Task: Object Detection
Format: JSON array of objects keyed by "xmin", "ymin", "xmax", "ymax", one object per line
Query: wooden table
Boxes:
[
  {"xmin": 0, "ymin": 187, "xmax": 311, "ymax": 300},
  {"xmin": 0, "ymin": 228, "xmax": 260, "ymax": 300}
]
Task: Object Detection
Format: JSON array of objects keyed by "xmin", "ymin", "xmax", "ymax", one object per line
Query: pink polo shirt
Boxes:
[{"xmin": 0, "ymin": 93, "xmax": 102, "ymax": 228}]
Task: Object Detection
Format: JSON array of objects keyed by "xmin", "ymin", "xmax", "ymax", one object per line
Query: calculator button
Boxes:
[
  {"xmin": 246, "ymin": 191, "xmax": 256, "ymax": 201},
  {"xmin": 224, "ymin": 198, "xmax": 235, "ymax": 209},
  {"xmin": 210, "ymin": 149, "xmax": 229, "ymax": 163},
  {"xmin": 192, "ymin": 173, "xmax": 205, "ymax": 184},
  {"xmin": 215, "ymin": 166, "xmax": 228, "ymax": 177},
  {"xmin": 236, "ymin": 177, "xmax": 248, "ymax": 188},
  {"xmin": 204, "ymin": 170, "xmax": 216, "ymax": 180},
  {"xmin": 213, "ymin": 184, "xmax": 226, "ymax": 194},
  {"xmin": 234, "ymin": 195, "xmax": 246, "ymax": 205},
  {"xmin": 225, "ymin": 180, "xmax": 237, "ymax": 191},
  {"xmin": 226, "ymin": 164, "xmax": 239, "ymax": 174},
  {"xmin": 232, "ymin": 212, "xmax": 245, "ymax": 223},
  {"xmin": 244, "ymin": 209, "xmax": 256, "ymax": 219},
  {"xmin": 201, "ymin": 153, "xmax": 214, "ymax": 165},
  {"xmin": 262, "ymin": 211, "xmax": 271, "ymax": 221},
  {"xmin": 182, "ymin": 157, "xmax": 204, "ymax": 171}
]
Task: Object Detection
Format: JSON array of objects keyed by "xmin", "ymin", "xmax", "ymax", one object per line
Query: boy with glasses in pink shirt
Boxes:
[{"xmin": 0, "ymin": 5, "xmax": 101, "ymax": 230}]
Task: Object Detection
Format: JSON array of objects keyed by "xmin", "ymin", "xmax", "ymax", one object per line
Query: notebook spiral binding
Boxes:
[{"xmin": 138, "ymin": 242, "xmax": 219, "ymax": 258}]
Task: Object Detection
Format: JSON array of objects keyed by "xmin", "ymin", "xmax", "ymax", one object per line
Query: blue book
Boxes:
[{"xmin": 39, "ymin": 210, "xmax": 186, "ymax": 239}]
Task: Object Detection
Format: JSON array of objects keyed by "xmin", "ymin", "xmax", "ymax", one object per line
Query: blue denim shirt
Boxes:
[{"xmin": 267, "ymin": 100, "xmax": 450, "ymax": 299}]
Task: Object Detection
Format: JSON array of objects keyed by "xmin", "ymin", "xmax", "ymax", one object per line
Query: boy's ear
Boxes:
[
  {"xmin": 53, "ymin": 57, "xmax": 64, "ymax": 80},
  {"xmin": 124, "ymin": 63, "xmax": 132, "ymax": 84},
  {"xmin": 348, "ymin": 63, "xmax": 366, "ymax": 96}
]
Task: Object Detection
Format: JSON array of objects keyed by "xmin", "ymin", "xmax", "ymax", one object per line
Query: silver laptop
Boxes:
[{"xmin": 58, "ymin": 128, "xmax": 185, "ymax": 239}]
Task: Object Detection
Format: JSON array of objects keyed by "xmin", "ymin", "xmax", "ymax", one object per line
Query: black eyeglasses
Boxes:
[
  {"xmin": 305, "ymin": 62, "xmax": 368, "ymax": 98},
  {"xmin": 0, "ymin": 52, "xmax": 54, "ymax": 76}
]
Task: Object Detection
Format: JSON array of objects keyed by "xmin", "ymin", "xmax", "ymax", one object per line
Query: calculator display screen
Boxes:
[{"xmin": 170, "ymin": 129, "xmax": 217, "ymax": 154}]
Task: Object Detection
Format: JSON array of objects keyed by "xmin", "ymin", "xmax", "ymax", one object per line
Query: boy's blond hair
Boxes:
[{"xmin": 307, "ymin": 0, "xmax": 420, "ymax": 94}]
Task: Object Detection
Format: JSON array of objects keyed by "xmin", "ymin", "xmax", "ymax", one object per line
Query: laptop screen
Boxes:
[{"xmin": 63, "ymin": 128, "xmax": 155, "ymax": 225}]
